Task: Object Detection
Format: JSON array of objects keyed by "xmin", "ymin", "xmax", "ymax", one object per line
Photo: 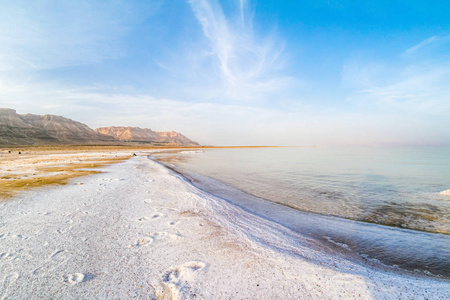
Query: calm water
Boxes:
[
  {"xmin": 154, "ymin": 147, "xmax": 450, "ymax": 277},
  {"xmin": 156, "ymin": 147, "xmax": 450, "ymax": 234}
]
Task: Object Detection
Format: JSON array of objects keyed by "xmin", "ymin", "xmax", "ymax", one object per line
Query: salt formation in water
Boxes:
[{"xmin": 439, "ymin": 189, "xmax": 450, "ymax": 196}]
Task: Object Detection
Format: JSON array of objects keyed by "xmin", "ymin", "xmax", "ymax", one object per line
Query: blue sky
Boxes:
[{"xmin": 0, "ymin": 0, "xmax": 449, "ymax": 146}]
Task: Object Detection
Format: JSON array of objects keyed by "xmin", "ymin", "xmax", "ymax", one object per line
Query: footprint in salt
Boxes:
[
  {"xmin": 150, "ymin": 232, "xmax": 182, "ymax": 244},
  {"xmin": 152, "ymin": 232, "xmax": 168, "ymax": 239},
  {"xmin": 56, "ymin": 227, "xmax": 72, "ymax": 234},
  {"xmin": 150, "ymin": 213, "xmax": 163, "ymax": 220},
  {"xmin": 0, "ymin": 272, "xmax": 19, "ymax": 300},
  {"xmin": 161, "ymin": 261, "xmax": 208, "ymax": 299},
  {"xmin": 33, "ymin": 250, "xmax": 68, "ymax": 276},
  {"xmin": 129, "ymin": 237, "xmax": 154, "ymax": 248},
  {"xmin": 62, "ymin": 273, "xmax": 94, "ymax": 285},
  {"xmin": 0, "ymin": 252, "xmax": 16, "ymax": 261},
  {"xmin": 159, "ymin": 206, "xmax": 177, "ymax": 212},
  {"xmin": 137, "ymin": 212, "xmax": 163, "ymax": 221}
]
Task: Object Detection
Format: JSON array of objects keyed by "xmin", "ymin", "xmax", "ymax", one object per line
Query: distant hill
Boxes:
[
  {"xmin": 0, "ymin": 108, "xmax": 199, "ymax": 146},
  {"xmin": 95, "ymin": 126, "xmax": 199, "ymax": 146},
  {"xmin": 0, "ymin": 108, "xmax": 116, "ymax": 146}
]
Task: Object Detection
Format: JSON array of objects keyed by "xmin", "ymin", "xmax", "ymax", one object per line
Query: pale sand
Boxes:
[{"xmin": 0, "ymin": 154, "xmax": 448, "ymax": 299}]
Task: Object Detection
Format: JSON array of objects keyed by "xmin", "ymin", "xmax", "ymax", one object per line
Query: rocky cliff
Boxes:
[
  {"xmin": 0, "ymin": 109, "xmax": 200, "ymax": 146},
  {"xmin": 0, "ymin": 109, "xmax": 116, "ymax": 145},
  {"xmin": 95, "ymin": 126, "xmax": 199, "ymax": 146}
]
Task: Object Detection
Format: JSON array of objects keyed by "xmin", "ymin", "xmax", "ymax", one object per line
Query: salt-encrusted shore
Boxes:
[{"xmin": 0, "ymin": 155, "xmax": 449, "ymax": 299}]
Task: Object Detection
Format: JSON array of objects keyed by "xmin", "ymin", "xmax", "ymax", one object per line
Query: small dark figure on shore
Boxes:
[
  {"xmin": 132, "ymin": 153, "xmax": 137, "ymax": 156},
  {"xmin": 18, "ymin": 152, "xmax": 21, "ymax": 154}
]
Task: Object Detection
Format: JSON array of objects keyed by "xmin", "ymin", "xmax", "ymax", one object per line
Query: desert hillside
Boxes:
[
  {"xmin": 95, "ymin": 126, "xmax": 199, "ymax": 146},
  {"xmin": 0, "ymin": 109, "xmax": 116, "ymax": 146},
  {"xmin": 0, "ymin": 109, "xmax": 199, "ymax": 146}
]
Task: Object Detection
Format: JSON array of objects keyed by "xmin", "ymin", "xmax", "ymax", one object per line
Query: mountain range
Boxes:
[
  {"xmin": 0, "ymin": 108, "xmax": 199, "ymax": 146},
  {"xmin": 95, "ymin": 126, "xmax": 198, "ymax": 145}
]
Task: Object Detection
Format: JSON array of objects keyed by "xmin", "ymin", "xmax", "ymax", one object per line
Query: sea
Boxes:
[{"xmin": 153, "ymin": 146, "xmax": 450, "ymax": 278}]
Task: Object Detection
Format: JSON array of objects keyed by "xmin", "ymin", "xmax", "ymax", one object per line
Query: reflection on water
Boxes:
[
  {"xmin": 153, "ymin": 147, "xmax": 450, "ymax": 277},
  {"xmin": 154, "ymin": 147, "xmax": 450, "ymax": 235}
]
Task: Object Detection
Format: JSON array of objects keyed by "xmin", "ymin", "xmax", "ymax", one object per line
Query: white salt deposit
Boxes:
[
  {"xmin": 0, "ymin": 155, "xmax": 448, "ymax": 299},
  {"xmin": 439, "ymin": 189, "xmax": 450, "ymax": 196}
]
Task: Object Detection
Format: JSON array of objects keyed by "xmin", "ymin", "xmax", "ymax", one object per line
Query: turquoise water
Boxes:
[{"xmin": 156, "ymin": 147, "xmax": 450, "ymax": 235}]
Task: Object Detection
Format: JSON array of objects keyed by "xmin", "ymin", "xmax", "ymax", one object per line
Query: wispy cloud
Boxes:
[
  {"xmin": 1, "ymin": 1, "xmax": 449, "ymax": 146},
  {"xmin": 239, "ymin": 0, "xmax": 247, "ymax": 24},
  {"xmin": 5, "ymin": 78, "xmax": 448, "ymax": 147},
  {"xmin": 344, "ymin": 64, "xmax": 450, "ymax": 115},
  {"xmin": 404, "ymin": 35, "xmax": 450, "ymax": 56},
  {"xmin": 188, "ymin": 0, "xmax": 292, "ymax": 101},
  {"xmin": 405, "ymin": 36, "xmax": 438, "ymax": 55},
  {"xmin": 343, "ymin": 36, "xmax": 450, "ymax": 116},
  {"xmin": 0, "ymin": 1, "xmax": 161, "ymax": 71}
]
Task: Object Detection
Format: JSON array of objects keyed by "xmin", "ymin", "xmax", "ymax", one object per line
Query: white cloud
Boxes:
[
  {"xmin": 404, "ymin": 35, "xmax": 450, "ymax": 56},
  {"xmin": 239, "ymin": 0, "xmax": 247, "ymax": 24},
  {"xmin": 3, "ymin": 78, "xmax": 448, "ymax": 146},
  {"xmin": 343, "ymin": 35, "xmax": 450, "ymax": 116},
  {"xmin": 1, "ymin": 2, "xmax": 449, "ymax": 146},
  {"xmin": 343, "ymin": 63, "xmax": 450, "ymax": 115},
  {"xmin": 188, "ymin": 0, "xmax": 292, "ymax": 101},
  {"xmin": 405, "ymin": 36, "xmax": 438, "ymax": 55}
]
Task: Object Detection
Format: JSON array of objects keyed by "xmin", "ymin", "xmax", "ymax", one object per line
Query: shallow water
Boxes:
[
  {"xmin": 155, "ymin": 147, "xmax": 450, "ymax": 234},
  {"xmin": 153, "ymin": 146, "xmax": 450, "ymax": 277}
]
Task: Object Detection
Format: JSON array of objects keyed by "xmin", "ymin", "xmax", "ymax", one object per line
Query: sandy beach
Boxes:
[{"xmin": 1, "ymin": 153, "xmax": 449, "ymax": 299}]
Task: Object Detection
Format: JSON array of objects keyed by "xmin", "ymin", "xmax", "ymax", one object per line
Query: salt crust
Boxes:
[
  {"xmin": 439, "ymin": 190, "xmax": 450, "ymax": 196},
  {"xmin": 0, "ymin": 154, "xmax": 448, "ymax": 299}
]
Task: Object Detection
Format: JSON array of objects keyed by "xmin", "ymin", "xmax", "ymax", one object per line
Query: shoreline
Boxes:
[
  {"xmin": 0, "ymin": 154, "xmax": 449, "ymax": 298},
  {"xmin": 0, "ymin": 145, "xmax": 293, "ymax": 151},
  {"xmin": 153, "ymin": 148, "xmax": 450, "ymax": 235},
  {"xmin": 151, "ymin": 154, "xmax": 450, "ymax": 279}
]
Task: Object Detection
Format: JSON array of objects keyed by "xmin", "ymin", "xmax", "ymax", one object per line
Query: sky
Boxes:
[{"xmin": 0, "ymin": 0, "xmax": 449, "ymax": 146}]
